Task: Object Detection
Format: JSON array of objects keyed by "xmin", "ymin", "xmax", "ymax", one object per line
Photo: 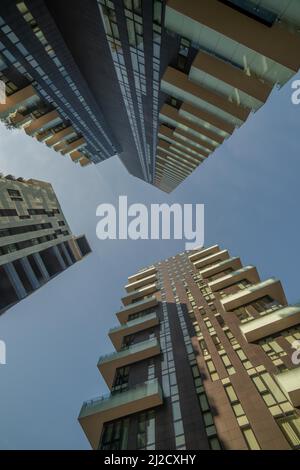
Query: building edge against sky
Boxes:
[
  {"xmin": 0, "ymin": 173, "xmax": 91, "ymax": 315},
  {"xmin": 1, "ymin": 1, "xmax": 300, "ymax": 192},
  {"xmin": 79, "ymin": 245, "xmax": 300, "ymax": 450}
]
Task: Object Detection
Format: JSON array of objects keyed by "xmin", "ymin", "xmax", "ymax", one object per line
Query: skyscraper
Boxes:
[
  {"xmin": 79, "ymin": 245, "xmax": 300, "ymax": 450},
  {"xmin": 0, "ymin": 173, "xmax": 91, "ymax": 314},
  {"xmin": 1, "ymin": 1, "xmax": 300, "ymax": 191}
]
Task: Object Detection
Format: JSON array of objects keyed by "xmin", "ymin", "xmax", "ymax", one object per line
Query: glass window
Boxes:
[
  {"xmin": 277, "ymin": 414, "xmax": 300, "ymax": 449},
  {"xmin": 137, "ymin": 410, "xmax": 155, "ymax": 449},
  {"xmin": 100, "ymin": 418, "xmax": 129, "ymax": 450},
  {"xmin": 172, "ymin": 401, "xmax": 181, "ymax": 421},
  {"xmin": 242, "ymin": 428, "xmax": 260, "ymax": 450}
]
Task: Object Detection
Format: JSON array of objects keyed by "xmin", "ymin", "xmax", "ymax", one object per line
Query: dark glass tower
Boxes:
[{"xmin": 1, "ymin": 1, "xmax": 300, "ymax": 190}]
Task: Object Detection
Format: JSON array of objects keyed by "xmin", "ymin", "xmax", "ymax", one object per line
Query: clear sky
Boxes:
[{"xmin": 0, "ymin": 72, "xmax": 300, "ymax": 449}]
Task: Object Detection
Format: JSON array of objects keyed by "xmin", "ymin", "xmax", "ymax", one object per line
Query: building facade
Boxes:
[
  {"xmin": 1, "ymin": 1, "xmax": 300, "ymax": 191},
  {"xmin": 0, "ymin": 173, "xmax": 91, "ymax": 314},
  {"xmin": 79, "ymin": 245, "xmax": 300, "ymax": 450}
]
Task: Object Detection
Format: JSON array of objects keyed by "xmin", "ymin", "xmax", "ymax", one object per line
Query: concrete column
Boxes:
[
  {"xmin": 33, "ymin": 253, "xmax": 50, "ymax": 281},
  {"xmin": 20, "ymin": 257, "xmax": 40, "ymax": 290},
  {"xmin": 60, "ymin": 243, "xmax": 73, "ymax": 266},
  {"xmin": 3, "ymin": 262, "xmax": 27, "ymax": 299},
  {"xmin": 52, "ymin": 245, "xmax": 67, "ymax": 270}
]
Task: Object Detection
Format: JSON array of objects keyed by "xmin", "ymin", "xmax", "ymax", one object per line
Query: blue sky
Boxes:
[{"xmin": 0, "ymin": 72, "xmax": 299, "ymax": 449}]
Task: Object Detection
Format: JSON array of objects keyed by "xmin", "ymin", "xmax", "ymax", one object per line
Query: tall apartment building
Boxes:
[
  {"xmin": 79, "ymin": 245, "xmax": 300, "ymax": 450},
  {"xmin": 1, "ymin": 1, "xmax": 300, "ymax": 191},
  {"xmin": 0, "ymin": 173, "xmax": 91, "ymax": 314}
]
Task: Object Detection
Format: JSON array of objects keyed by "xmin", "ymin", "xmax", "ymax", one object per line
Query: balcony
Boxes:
[
  {"xmin": 127, "ymin": 266, "xmax": 156, "ymax": 283},
  {"xmin": 200, "ymin": 256, "xmax": 242, "ymax": 278},
  {"xmin": 189, "ymin": 244, "xmax": 220, "ymax": 263},
  {"xmin": 161, "ymin": 67, "xmax": 248, "ymax": 128},
  {"xmin": 208, "ymin": 265, "xmax": 260, "ymax": 292},
  {"xmin": 165, "ymin": 0, "xmax": 300, "ymax": 77},
  {"xmin": 221, "ymin": 278, "xmax": 287, "ymax": 312},
  {"xmin": 79, "ymin": 157, "xmax": 91, "ymax": 167},
  {"xmin": 125, "ymin": 273, "xmax": 157, "ymax": 293},
  {"xmin": 25, "ymin": 110, "xmax": 61, "ymax": 136},
  {"xmin": 275, "ymin": 368, "xmax": 300, "ymax": 408},
  {"xmin": 159, "ymin": 102, "xmax": 231, "ymax": 145},
  {"xmin": 61, "ymin": 137, "xmax": 86, "ymax": 155},
  {"xmin": 46, "ymin": 126, "xmax": 75, "ymax": 147},
  {"xmin": 0, "ymin": 85, "xmax": 38, "ymax": 118},
  {"xmin": 10, "ymin": 111, "xmax": 33, "ymax": 128},
  {"xmin": 98, "ymin": 338, "xmax": 161, "ymax": 389},
  {"xmin": 36, "ymin": 129, "xmax": 52, "ymax": 142},
  {"xmin": 78, "ymin": 378, "xmax": 163, "ymax": 449},
  {"xmin": 122, "ymin": 283, "xmax": 158, "ymax": 306},
  {"xmin": 109, "ymin": 312, "xmax": 159, "ymax": 351},
  {"xmin": 70, "ymin": 150, "xmax": 83, "ymax": 162},
  {"xmin": 116, "ymin": 295, "xmax": 158, "ymax": 324},
  {"xmin": 158, "ymin": 124, "xmax": 210, "ymax": 158},
  {"xmin": 240, "ymin": 303, "xmax": 300, "ymax": 343},
  {"xmin": 194, "ymin": 249, "xmax": 229, "ymax": 270}
]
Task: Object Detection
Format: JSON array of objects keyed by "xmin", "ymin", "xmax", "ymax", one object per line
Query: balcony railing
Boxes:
[
  {"xmin": 188, "ymin": 245, "xmax": 220, "ymax": 263},
  {"xmin": 80, "ymin": 378, "xmax": 162, "ymax": 415},
  {"xmin": 116, "ymin": 295, "xmax": 158, "ymax": 323},
  {"xmin": 240, "ymin": 303, "xmax": 300, "ymax": 343},
  {"xmin": 125, "ymin": 273, "xmax": 157, "ymax": 293},
  {"xmin": 122, "ymin": 283, "xmax": 158, "ymax": 306},
  {"xmin": 200, "ymin": 256, "xmax": 242, "ymax": 278},
  {"xmin": 109, "ymin": 312, "xmax": 159, "ymax": 351},
  {"xmin": 127, "ymin": 266, "xmax": 156, "ymax": 283},
  {"xmin": 78, "ymin": 378, "xmax": 163, "ymax": 449},
  {"xmin": 109, "ymin": 312, "xmax": 158, "ymax": 334},
  {"xmin": 98, "ymin": 337, "xmax": 161, "ymax": 389},
  {"xmin": 98, "ymin": 337, "xmax": 159, "ymax": 365},
  {"xmin": 221, "ymin": 278, "xmax": 287, "ymax": 312},
  {"xmin": 208, "ymin": 265, "xmax": 260, "ymax": 291}
]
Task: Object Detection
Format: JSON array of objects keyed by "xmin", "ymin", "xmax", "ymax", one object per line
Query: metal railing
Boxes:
[
  {"xmin": 80, "ymin": 378, "xmax": 160, "ymax": 413},
  {"xmin": 98, "ymin": 337, "xmax": 159, "ymax": 364},
  {"xmin": 109, "ymin": 312, "xmax": 157, "ymax": 334}
]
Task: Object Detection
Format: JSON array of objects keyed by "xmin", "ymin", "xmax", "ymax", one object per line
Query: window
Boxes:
[
  {"xmin": 137, "ymin": 410, "xmax": 155, "ymax": 450},
  {"xmin": 112, "ymin": 366, "xmax": 129, "ymax": 392},
  {"xmin": 128, "ymin": 308, "xmax": 155, "ymax": 321},
  {"xmin": 28, "ymin": 209, "xmax": 46, "ymax": 216},
  {"xmin": 215, "ymin": 314, "xmax": 225, "ymax": 327},
  {"xmin": 153, "ymin": 0, "xmax": 162, "ymax": 25},
  {"xmin": 219, "ymin": 0, "xmax": 277, "ymax": 27},
  {"xmin": 206, "ymin": 359, "xmax": 219, "ymax": 381},
  {"xmin": 242, "ymin": 427, "xmax": 260, "ymax": 450},
  {"xmin": 7, "ymin": 189, "xmax": 21, "ymax": 196},
  {"xmin": 179, "ymin": 37, "xmax": 190, "ymax": 58},
  {"xmin": 100, "ymin": 418, "xmax": 130, "ymax": 450},
  {"xmin": 7, "ymin": 188, "xmax": 23, "ymax": 201},
  {"xmin": 277, "ymin": 414, "xmax": 300, "ymax": 449},
  {"xmin": 219, "ymin": 278, "xmax": 251, "ymax": 297},
  {"xmin": 0, "ymin": 209, "xmax": 18, "ymax": 217},
  {"xmin": 122, "ymin": 334, "xmax": 135, "ymax": 349},
  {"xmin": 0, "ymin": 222, "xmax": 52, "ymax": 238}
]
